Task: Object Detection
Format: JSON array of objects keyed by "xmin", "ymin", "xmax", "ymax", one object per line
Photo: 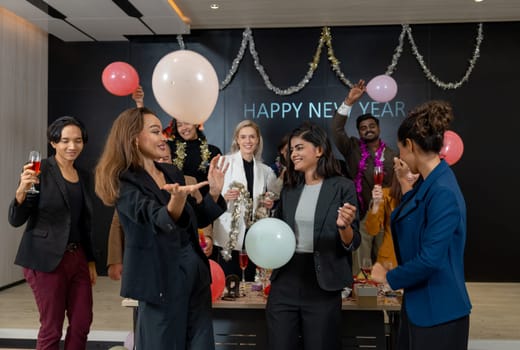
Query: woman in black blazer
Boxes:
[
  {"xmin": 266, "ymin": 122, "xmax": 361, "ymax": 350},
  {"xmin": 8, "ymin": 116, "xmax": 97, "ymax": 350},
  {"xmin": 95, "ymin": 107, "xmax": 228, "ymax": 350}
]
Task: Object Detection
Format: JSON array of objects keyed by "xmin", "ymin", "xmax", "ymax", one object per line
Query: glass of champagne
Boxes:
[
  {"xmin": 373, "ymin": 165, "xmax": 384, "ymax": 186},
  {"xmin": 239, "ymin": 249, "xmax": 249, "ymax": 295},
  {"xmin": 27, "ymin": 151, "xmax": 41, "ymax": 194}
]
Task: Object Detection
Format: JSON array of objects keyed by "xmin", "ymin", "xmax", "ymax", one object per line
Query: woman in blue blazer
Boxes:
[
  {"xmin": 371, "ymin": 101, "xmax": 471, "ymax": 350},
  {"xmin": 95, "ymin": 107, "xmax": 228, "ymax": 350},
  {"xmin": 8, "ymin": 116, "xmax": 97, "ymax": 349},
  {"xmin": 266, "ymin": 122, "xmax": 361, "ymax": 350}
]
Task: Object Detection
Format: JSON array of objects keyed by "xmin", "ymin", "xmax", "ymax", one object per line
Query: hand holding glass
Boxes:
[
  {"xmin": 373, "ymin": 165, "xmax": 384, "ymax": 186},
  {"xmin": 26, "ymin": 151, "xmax": 41, "ymax": 194}
]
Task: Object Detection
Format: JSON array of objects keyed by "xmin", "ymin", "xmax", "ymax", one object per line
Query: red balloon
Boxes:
[
  {"xmin": 439, "ymin": 130, "xmax": 464, "ymax": 165},
  {"xmin": 101, "ymin": 62, "xmax": 139, "ymax": 96},
  {"xmin": 209, "ymin": 259, "xmax": 225, "ymax": 302}
]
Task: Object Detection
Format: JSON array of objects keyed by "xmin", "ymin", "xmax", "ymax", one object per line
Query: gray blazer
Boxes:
[{"xmin": 271, "ymin": 176, "xmax": 361, "ymax": 291}]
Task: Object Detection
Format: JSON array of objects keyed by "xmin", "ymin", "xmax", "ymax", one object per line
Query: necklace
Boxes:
[{"xmin": 354, "ymin": 139, "xmax": 386, "ymax": 212}]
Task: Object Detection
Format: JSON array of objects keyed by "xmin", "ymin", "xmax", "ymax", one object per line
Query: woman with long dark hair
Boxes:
[{"xmin": 266, "ymin": 122, "xmax": 361, "ymax": 350}]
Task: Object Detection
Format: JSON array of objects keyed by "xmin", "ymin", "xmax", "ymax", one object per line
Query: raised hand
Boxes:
[
  {"xmin": 345, "ymin": 79, "xmax": 366, "ymax": 106},
  {"xmin": 132, "ymin": 85, "xmax": 144, "ymax": 108},
  {"xmin": 207, "ymin": 155, "xmax": 229, "ymax": 199}
]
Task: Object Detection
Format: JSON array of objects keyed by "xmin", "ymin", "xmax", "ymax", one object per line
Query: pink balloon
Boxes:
[
  {"xmin": 439, "ymin": 130, "xmax": 464, "ymax": 165},
  {"xmin": 366, "ymin": 75, "xmax": 398, "ymax": 102},
  {"xmin": 152, "ymin": 50, "xmax": 219, "ymax": 124},
  {"xmin": 101, "ymin": 62, "xmax": 139, "ymax": 96},
  {"xmin": 209, "ymin": 259, "xmax": 225, "ymax": 302}
]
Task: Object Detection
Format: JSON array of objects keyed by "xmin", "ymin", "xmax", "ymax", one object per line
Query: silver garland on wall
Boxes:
[
  {"xmin": 178, "ymin": 23, "xmax": 484, "ymax": 95},
  {"xmin": 404, "ymin": 23, "xmax": 483, "ymax": 90}
]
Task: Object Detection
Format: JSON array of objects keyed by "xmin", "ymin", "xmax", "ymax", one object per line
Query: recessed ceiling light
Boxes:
[
  {"xmin": 210, "ymin": 4, "xmax": 219, "ymax": 10},
  {"xmin": 474, "ymin": 0, "xmax": 484, "ymax": 2}
]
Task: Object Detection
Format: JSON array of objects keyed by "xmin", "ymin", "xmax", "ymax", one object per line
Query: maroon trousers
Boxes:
[{"xmin": 24, "ymin": 248, "xmax": 93, "ymax": 350}]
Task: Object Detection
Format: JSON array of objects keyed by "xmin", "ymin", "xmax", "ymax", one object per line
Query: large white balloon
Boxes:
[
  {"xmin": 152, "ymin": 50, "xmax": 219, "ymax": 124},
  {"xmin": 245, "ymin": 218, "xmax": 296, "ymax": 269}
]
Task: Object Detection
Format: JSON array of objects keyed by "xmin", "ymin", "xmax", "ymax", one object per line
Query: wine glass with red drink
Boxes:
[
  {"xmin": 361, "ymin": 257, "xmax": 373, "ymax": 280},
  {"xmin": 27, "ymin": 150, "xmax": 41, "ymax": 194},
  {"xmin": 239, "ymin": 248, "xmax": 249, "ymax": 286},
  {"xmin": 373, "ymin": 165, "xmax": 384, "ymax": 186}
]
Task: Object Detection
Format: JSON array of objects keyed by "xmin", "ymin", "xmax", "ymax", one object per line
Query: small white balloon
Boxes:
[
  {"xmin": 152, "ymin": 50, "xmax": 219, "ymax": 124},
  {"xmin": 245, "ymin": 218, "xmax": 296, "ymax": 269}
]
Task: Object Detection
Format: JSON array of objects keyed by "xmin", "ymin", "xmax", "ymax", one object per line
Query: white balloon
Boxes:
[
  {"xmin": 152, "ymin": 50, "xmax": 219, "ymax": 124},
  {"xmin": 245, "ymin": 218, "xmax": 296, "ymax": 269}
]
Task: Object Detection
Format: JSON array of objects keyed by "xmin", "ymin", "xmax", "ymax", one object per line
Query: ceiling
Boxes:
[{"xmin": 0, "ymin": 0, "xmax": 519, "ymax": 41}]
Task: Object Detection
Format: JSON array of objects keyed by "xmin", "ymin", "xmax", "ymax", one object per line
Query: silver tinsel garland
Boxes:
[
  {"xmin": 221, "ymin": 182, "xmax": 252, "ymax": 262},
  {"xmin": 177, "ymin": 23, "xmax": 484, "ymax": 95}
]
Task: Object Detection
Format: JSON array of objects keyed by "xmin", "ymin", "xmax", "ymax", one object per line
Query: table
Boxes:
[{"xmin": 122, "ymin": 290, "xmax": 401, "ymax": 350}]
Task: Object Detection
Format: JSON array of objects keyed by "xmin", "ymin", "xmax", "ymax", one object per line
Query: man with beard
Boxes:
[{"xmin": 331, "ymin": 80, "xmax": 397, "ymax": 275}]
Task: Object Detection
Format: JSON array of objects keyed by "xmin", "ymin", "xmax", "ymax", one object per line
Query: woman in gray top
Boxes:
[{"xmin": 266, "ymin": 122, "xmax": 361, "ymax": 350}]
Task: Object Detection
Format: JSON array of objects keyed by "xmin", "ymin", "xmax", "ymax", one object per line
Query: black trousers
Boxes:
[
  {"xmin": 136, "ymin": 244, "xmax": 215, "ymax": 350},
  {"xmin": 265, "ymin": 253, "xmax": 342, "ymax": 350},
  {"xmin": 398, "ymin": 302, "xmax": 470, "ymax": 350}
]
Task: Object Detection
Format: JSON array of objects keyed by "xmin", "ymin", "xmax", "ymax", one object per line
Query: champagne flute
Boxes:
[
  {"xmin": 373, "ymin": 165, "xmax": 384, "ymax": 186},
  {"xmin": 26, "ymin": 151, "xmax": 41, "ymax": 194},
  {"xmin": 239, "ymin": 249, "xmax": 249, "ymax": 294},
  {"xmin": 361, "ymin": 257, "xmax": 372, "ymax": 280}
]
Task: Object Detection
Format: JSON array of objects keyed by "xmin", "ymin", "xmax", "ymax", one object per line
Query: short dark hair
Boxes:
[
  {"xmin": 47, "ymin": 116, "xmax": 88, "ymax": 144},
  {"xmin": 356, "ymin": 113, "xmax": 379, "ymax": 130}
]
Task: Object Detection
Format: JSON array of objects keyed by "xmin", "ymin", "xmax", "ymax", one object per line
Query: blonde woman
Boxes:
[{"xmin": 213, "ymin": 120, "xmax": 282, "ymax": 280}]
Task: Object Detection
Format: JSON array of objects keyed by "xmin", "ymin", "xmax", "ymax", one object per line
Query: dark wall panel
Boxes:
[{"xmin": 48, "ymin": 22, "xmax": 520, "ymax": 282}]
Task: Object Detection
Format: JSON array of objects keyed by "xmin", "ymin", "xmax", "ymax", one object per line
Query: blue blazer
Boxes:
[
  {"xmin": 8, "ymin": 156, "xmax": 95, "ymax": 272},
  {"xmin": 271, "ymin": 176, "xmax": 361, "ymax": 291},
  {"xmin": 388, "ymin": 160, "xmax": 471, "ymax": 327}
]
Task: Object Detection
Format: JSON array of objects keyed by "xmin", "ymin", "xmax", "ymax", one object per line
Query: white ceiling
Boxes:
[{"xmin": 0, "ymin": 0, "xmax": 519, "ymax": 41}]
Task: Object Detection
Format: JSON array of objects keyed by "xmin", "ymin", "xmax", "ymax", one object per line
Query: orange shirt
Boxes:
[{"xmin": 365, "ymin": 187, "xmax": 398, "ymax": 268}]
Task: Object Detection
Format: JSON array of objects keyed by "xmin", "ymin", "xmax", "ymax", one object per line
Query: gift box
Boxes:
[{"xmin": 354, "ymin": 284, "xmax": 378, "ymax": 307}]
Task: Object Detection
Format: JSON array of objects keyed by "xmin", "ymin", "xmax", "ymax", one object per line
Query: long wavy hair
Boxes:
[
  {"xmin": 285, "ymin": 122, "xmax": 341, "ymax": 188},
  {"xmin": 229, "ymin": 120, "xmax": 264, "ymax": 161},
  {"xmin": 95, "ymin": 107, "xmax": 155, "ymax": 206}
]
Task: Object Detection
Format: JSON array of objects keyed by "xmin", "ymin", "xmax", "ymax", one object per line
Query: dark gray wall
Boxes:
[{"xmin": 48, "ymin": 22, "xmax": 520, "ymax": 282}]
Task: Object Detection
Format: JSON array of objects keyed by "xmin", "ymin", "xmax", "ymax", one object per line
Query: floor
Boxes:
[{"xmin": 0, "ymin": 278, "xmax": 519, "ymax": 349}]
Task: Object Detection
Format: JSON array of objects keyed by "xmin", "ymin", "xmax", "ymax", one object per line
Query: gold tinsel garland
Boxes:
[{"xmin": 171, "ymin": 139, "xmax": 211, "ymax": 172}]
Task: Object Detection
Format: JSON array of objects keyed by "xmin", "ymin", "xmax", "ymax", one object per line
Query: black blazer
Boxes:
[
  {"xmin": 116, "ymin": 162, "xmax": 226, "ymax": 304},
  {"xmin": 8, "ymin": 156, "xmax": 95, "ymax": 272},
  {"xmin": 271, "ymin": 176, "xmax": 361, "ymax": 291}
]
